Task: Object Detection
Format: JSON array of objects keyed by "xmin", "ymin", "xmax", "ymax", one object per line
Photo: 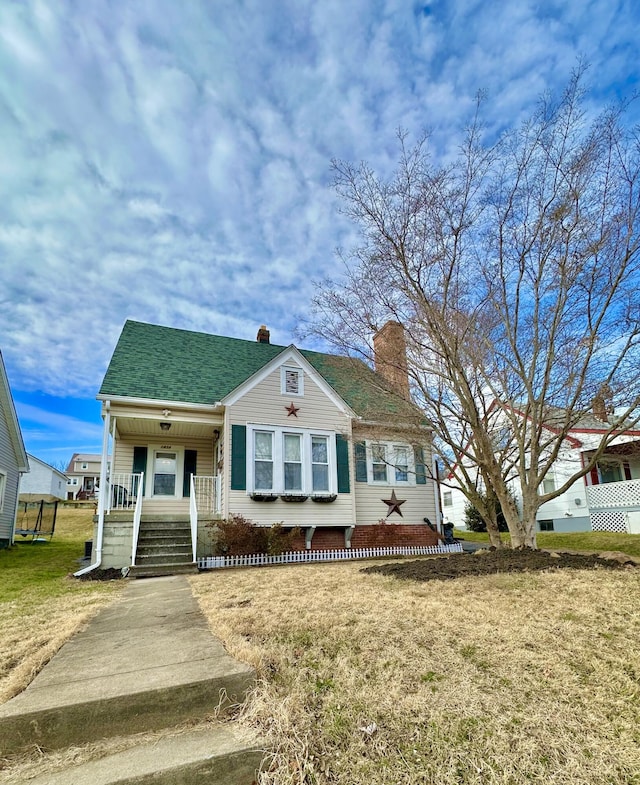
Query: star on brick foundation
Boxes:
[
  {"xmin": 382, "ymin": 490, "xmax": 405, "ymax": 517},
  {"xmin": 285, "ymin": 402, "xmax": 300, "ymax": 417}
]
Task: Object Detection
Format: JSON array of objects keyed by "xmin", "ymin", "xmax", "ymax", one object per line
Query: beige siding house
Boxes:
[{"xmin": 83, "ymin": 320, "xmax": 439, "ymax": 576}]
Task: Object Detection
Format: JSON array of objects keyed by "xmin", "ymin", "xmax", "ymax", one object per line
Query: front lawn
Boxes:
[
  {"xmin": 0, "ymin": 506, "xmax": 122, "ymax": 703},
  {"xmin": 191, "ymin": 558, "xmax": 640, "ymax": 784}
]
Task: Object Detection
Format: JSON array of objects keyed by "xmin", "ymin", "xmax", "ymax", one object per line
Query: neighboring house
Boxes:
[
  {"xmin": 65, "ymin": 453, "xmax": 106, "ymax": 500},
  {"xmin": 19, "ymin": 454, "xmax": 67, "ymax": 502},
  {"xmin": 443, "ymin": 405, "xmax": 640, "ymax": 534},
  {"xmin": 89, "ymin": 319, "xmax": 440, "ymax": 573},
  {"xmin": 0, "ymin": 351, "xmax": 29, "ymax": 548}
]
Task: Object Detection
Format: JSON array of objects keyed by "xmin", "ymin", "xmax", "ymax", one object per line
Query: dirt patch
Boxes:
[
  {"xmin": 74, "ymin": 568, "xmax": 124, "ymax": 581},
  {"xmin": 363, "ymin": 548, "xmax": 639, "ymax": 582}
]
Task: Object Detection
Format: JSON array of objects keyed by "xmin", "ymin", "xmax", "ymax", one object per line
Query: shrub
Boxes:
[
  {"xmin": 464, "ymin": 492, "xmax": 510, "ymax": 533},
  {"xmin": 212, "ymin": 514, "xmax": 300, "ymax": 556}
]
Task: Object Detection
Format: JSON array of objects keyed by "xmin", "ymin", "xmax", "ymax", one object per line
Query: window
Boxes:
[
  {"xmin": 367, "ymin": 441, "xmax": 416, "ymax": 485},
  {"xmin": 248, "ymin": 426, "xmax": 336, "ymax": 495},
  {"xmin": 254, "ymin": 431, "xmax": 274, "ymax": 490},
  {"xmin": 443, "ymin": 491, "xmax": 453, "ymax": 507},
  {"xmin": 541, "ymin": 476, "xmax": 555, "ymax": 494},
  {"xmin": 539, "ymin": 519, "xmax": 554, "ymax": 532},
  {"xmin": 0, "ymin": 471, "xmax": 5, "ymax": 512},
  {"xmin": 311, "ymin": 436, "xmax": 329, "ymax": 491},
  {"xmin": 281, "ymin": 366, "xmax": 303, "ymax": 396},
  {"xmin": 284, "ymin": 433, "xmax": 303, "ymax": 491},
  {"xmin": 81, "ymin": 462, "xmax": 88, "ymax": 470},
  {"xmin": 153, "ymin": 451, "xmax": 177, "ymax": 496},
  {"xmin": 598, "ymin": 460, "xmax": 623, "ymax": 484},
  {"xmin": 371, "ymin": 444, "xmax": 388, "ymax": 482},
  {"xmin": 394, "ymin": 446, "xmax": 409, "ymax": 482}
]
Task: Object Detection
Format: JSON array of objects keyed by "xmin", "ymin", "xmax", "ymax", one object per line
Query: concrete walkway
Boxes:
[{"xmin": 0, "ymin": 575, "xmax": 263, "ymax": 784}]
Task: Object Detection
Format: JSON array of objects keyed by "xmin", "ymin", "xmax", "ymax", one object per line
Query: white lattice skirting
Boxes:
[
  {"xmin": 590, "ymin": 511, "xmax": 627, "ymax": 533},
  {"xmin": 198, "ymin": 543, "xmax": 463, "ymax": 570}
]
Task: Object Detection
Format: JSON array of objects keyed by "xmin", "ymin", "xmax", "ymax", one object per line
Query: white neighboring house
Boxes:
[
  {"xmin": 442, "ymin": 407, "xmax": 640, "ymax": 534},
  {"xmin": 0, "ymin": 350, "xmax": 29, "ymax": 548},
  {"xmin": 19, "ymin": 455, "xmax": 68, "ymax": 503}
]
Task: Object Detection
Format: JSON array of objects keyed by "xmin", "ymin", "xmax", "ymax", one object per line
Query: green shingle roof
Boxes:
[{"xmin": 99, "ymin": 320, "xmax": 421, "ymax": 422}]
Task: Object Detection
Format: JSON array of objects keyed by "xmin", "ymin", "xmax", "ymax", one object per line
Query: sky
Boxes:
[{"xmin": 1, "ymin": 0, "xmax": 639, "ymax": 468}]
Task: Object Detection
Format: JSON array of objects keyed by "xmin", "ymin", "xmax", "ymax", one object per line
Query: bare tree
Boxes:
[{"xmin": 308, "ymin": 70, "xmax": 640, "ymax": 548}]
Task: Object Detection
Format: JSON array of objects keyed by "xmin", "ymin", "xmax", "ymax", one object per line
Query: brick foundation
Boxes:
[{"xmin": 288, "ymin": 523, "xmax": 438, "ymax": 551}]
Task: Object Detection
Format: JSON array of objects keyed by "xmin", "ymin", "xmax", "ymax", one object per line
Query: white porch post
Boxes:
[{"xmin": 75, "ymin": 400, "xmax": 110, "ymax": 577}]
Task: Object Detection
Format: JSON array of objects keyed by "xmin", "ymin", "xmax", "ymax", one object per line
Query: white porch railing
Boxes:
[
  {"xmin": 108, "ymin": 472, "xmax": 143, "ymax": 511},
  {"xmin": 130, "ymin": 473, "xmax": 144, "ymax": 566},
  {"xmin": 586, "ymin": 479, "xmax": 640, "ymax": 510},
  {"xmin": 197, "ymin": 543, "xmax": 462, "ymax": 570},
  {"xmin": 192, "ymin": 475, "xmax": 221, "ymax": 515},
  {"xmin": 189, "ymin": 474, "xmax": 198, "ymax": 563}
]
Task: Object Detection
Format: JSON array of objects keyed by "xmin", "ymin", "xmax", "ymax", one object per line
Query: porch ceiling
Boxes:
[
  {"xmin": 584, "ymin": 440, "xmax": 640, "ymax": 459},
  {"xmin": 114, "ymin": 417, "xmax": 220, "ymax": 440}
]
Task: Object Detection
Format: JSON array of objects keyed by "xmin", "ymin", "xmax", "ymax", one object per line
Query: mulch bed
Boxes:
[{"xmin": 363, "ymin": 548, "xmax": 639, "ymax": 582}]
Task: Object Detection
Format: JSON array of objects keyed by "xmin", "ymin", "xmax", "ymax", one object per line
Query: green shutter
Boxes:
[
  {"xmin": 354, "ymin": 441, "xmax": 367, "ymax": 483},
  {"xmin": 231, "ymin": 424, "xmax": 247, "ymax": 490},
  {"xmin": 414, "ymin": 446, "xmax": 427, "ymax": 485},
  {"xmin": 132, "ymin": 446, "xmax": 148, "ymax": 494},
  {"xmin": 183, "ymin": 449, "xmax": 198, "ymax": 497},
  {"xmin": 336, "ymin": 434, "xmax": 350, "ymax": 493}
]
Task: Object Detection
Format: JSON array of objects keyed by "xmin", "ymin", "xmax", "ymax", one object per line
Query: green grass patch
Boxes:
[
  {"xmin": 455, "ymin": 528, "xmax": 640, "ymax": 556},
  {"xmin": 1, "ymin": 506, "xmax": 96, "ymax": 601}
]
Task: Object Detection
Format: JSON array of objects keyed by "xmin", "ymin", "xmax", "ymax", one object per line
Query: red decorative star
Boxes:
[
  {"xmin": 382, "ymin": 490, "xmax": 406, "ymax": 517},
  {"xmin": 285, "ymin": 402, "xmax": 300, "ymax": 417}
]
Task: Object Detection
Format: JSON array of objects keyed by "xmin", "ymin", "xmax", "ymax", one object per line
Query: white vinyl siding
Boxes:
[
  {"xmin": 0, "ymin": 471, "xmax": 5, "ymax": 512},
  {"xmin": 225, "ymin": 362, "xmax": 354, "ymax": 527}
]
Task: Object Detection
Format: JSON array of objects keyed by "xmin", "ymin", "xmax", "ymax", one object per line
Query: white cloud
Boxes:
[{"xmin": 0, "ymin": 0, "xmax": 638, "ymax": 414}]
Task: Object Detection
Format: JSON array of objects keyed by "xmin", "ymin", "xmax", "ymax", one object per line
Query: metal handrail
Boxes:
[{"xmin": 130, "ymin": 473, "xmax": 144, "ymax": 566}]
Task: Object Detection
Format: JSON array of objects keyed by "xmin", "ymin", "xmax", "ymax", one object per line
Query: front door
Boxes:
[{"xmin": 153, "ymin": 451, "xmax": 177, "ymax": 496}]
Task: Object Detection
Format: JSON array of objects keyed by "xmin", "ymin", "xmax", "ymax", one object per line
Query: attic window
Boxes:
[{"xmin": 281, "ymin": 367, "xmax": 303, "ymax": 396}]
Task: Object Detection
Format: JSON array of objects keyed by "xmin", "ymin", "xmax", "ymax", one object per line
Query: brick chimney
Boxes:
[
  {"xmin": 373, "ymin": 320, "xmax": 410, "ymax": 400},
  {"xmin": 256, "ymin": 325, "xmax": 270, "ymax": 344},
  {"xmin": 592, "ymin": 384, "xmax": 612, "ymax": 422}
]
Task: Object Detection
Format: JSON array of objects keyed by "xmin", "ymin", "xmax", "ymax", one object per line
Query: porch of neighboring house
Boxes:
[
  {"xmin": 95, "ymin": 404, "xmax": 224, "ymax": 576},
  {"xmin": 584, "ymin": 441, "xmax": 640, "ymax": 533}
]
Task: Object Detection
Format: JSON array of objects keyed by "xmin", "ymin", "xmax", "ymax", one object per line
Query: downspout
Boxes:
[
  {"xmin": 74, "ymin": 401, "xmax": 110, "ymax": 577},
  {"xmin": 432, "ymin": 454, "xmax": 443, "ymax": 535},
  {"xmin": 10, "ymin": 472, "xmax": 26, "ymax": 546}
]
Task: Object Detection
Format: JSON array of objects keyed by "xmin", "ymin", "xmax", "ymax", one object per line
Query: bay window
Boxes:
[{"xmin": 248, "ymin": 426, "xmax": 337, "ymax": 495}]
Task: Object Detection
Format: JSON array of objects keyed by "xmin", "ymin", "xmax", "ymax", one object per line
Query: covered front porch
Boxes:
[
  {"xmin": 93, "ymin": 398, "xmax": 226, "ymax": 572},
  {"xmin": 584, "ymin": 439, "xmax": 640, "ymax": 533}
]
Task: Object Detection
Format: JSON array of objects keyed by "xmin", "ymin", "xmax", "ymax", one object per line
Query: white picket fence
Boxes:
[{"xmin": 197, "ymin": 543, "xmax": 462, "ymax": 570}]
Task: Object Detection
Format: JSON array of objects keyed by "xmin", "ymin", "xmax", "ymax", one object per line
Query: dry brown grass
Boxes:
[
  {"xmin": 190, "ymin": 560, "xmax": 640, "ymax": 785},
  {"xmin": 0, "ymin": 506, "xmax": 122, "ymax": 704}
]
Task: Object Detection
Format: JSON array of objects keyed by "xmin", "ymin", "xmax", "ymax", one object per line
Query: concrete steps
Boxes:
[
  {"xmin": 15, "ymin": 724, "xmax": 264, "ymax": 785},
  {"xmin": 131, "ymin": 520, "xmax": 197, "ymax": 578},
  {"xmin": 0, "ymin": 576, "xmax": 263, "ymax": 784}
]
